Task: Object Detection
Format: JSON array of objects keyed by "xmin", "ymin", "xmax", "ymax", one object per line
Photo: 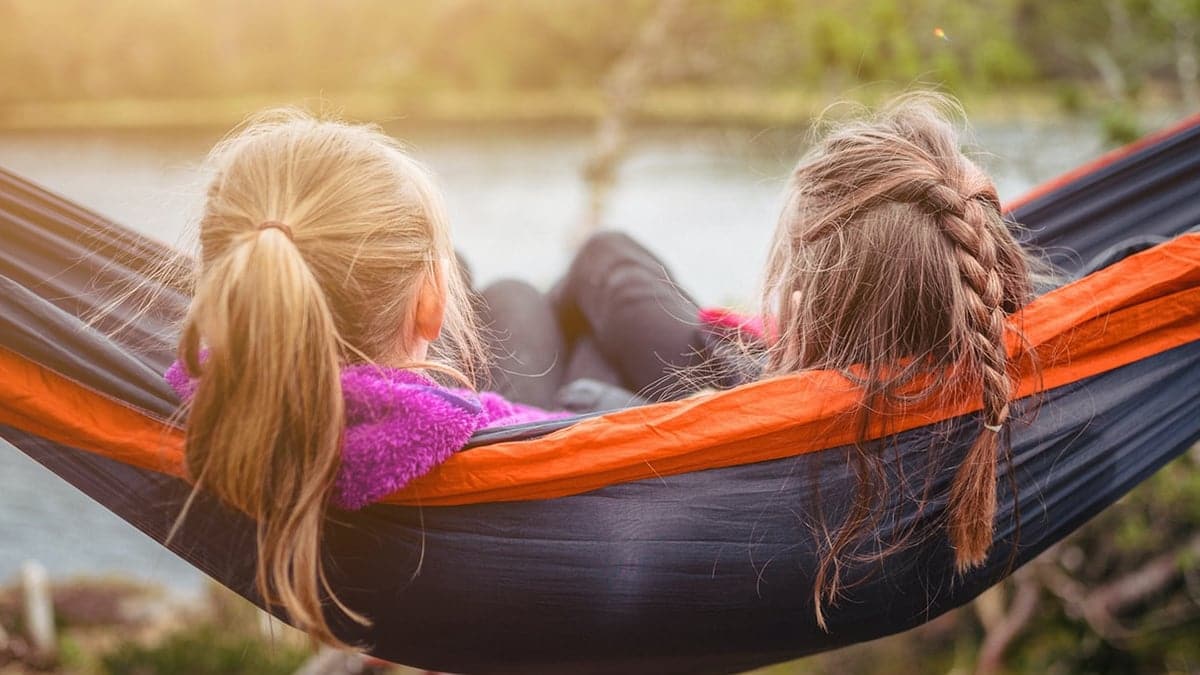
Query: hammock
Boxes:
[{"xmin": 1, "ymin": 115, "xmax": 1199, "ymax": 674}]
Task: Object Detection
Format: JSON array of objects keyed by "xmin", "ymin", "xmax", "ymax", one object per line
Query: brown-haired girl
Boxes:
[
  {"xmin": 166, "ymin": 110, "xmax": 566, "ymax": 644},
  {"xmin": 759, "ymin": 92, "xmax": 1037, "ymax": 616},
  {"xmin": 556, "ymin": 92, "xmax": 1040, "ymax": 619}
]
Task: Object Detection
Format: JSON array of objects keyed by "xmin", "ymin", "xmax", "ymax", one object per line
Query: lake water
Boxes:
[{"xmin": 0, "ymin": 120, "xmax": 1104, "ymax": 593}]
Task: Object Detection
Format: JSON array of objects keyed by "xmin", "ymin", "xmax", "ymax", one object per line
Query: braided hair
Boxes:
[{"xmin": 761, "ymin": 92, "xmax": 1037, "ymax": 625}]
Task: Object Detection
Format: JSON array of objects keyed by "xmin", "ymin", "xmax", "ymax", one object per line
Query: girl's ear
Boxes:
[{"xmin": 414, "ymin": 260, "xmax": 448, "ymax": 343}]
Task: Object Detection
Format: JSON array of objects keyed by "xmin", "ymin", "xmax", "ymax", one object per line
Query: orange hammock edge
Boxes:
[{"xmin": 1, "ymin": 233, "xmax": 1197, "ymax": 507}]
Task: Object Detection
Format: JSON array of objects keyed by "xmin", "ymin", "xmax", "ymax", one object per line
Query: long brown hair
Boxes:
[
  {"xmin": 178, "ymin": 109, "xmax": 483, "ymax": 644},
  {"xmin": 761, "ymin": 93, "xmax": 1038, "ymax": 625}
]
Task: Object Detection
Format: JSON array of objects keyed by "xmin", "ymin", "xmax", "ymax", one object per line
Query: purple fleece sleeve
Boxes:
[
  {"xmin": 472, "ymin": 391, "xmax": 574, "ymax": 428},
  {"xmin": 335, "ymin": 367, "xmax": 486, "ymax": 510},
  {"xmin": 161, "ymin": 359, "xmax": 565, "ymax": 510},
  {"xmin": 333, "ymin": 380, "xmax": 568, "ymax": 508},
  {"xmin": 164, "ymin": 359, "xmax": 197, "ymax": 401}
]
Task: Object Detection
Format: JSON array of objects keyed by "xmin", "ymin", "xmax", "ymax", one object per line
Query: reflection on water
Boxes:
[{"xmin": 0, "ymin": 121, "xmax": 1101, "ymax": 590}]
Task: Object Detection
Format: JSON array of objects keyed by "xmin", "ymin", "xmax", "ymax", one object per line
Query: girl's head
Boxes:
[
  {"xmin": 762, "ymin": 93, "xmax": 1037, "ymax": 614},
  {"xmin": 178, "ymin": 110, "xmax": 480, "ymax": 643}
]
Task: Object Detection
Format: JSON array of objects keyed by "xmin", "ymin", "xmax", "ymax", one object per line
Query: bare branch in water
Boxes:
[{"xmin": 578, "ymin": 0, "xmax": 687, "ymax": 243}]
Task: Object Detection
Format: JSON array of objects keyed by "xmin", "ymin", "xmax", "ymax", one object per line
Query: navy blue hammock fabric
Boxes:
[{"xmin": 1, "ymin": 115, "xmax": 1199, "ymax": 674}]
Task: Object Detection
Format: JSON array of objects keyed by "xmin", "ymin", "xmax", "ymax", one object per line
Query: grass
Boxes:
[{"xmin": 99, "ymin": 622, "xmax": 309, "ymax": 675}]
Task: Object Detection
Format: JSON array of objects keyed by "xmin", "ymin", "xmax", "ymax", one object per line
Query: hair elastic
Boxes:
[
  {"xmin": 983, "ymin": 422, "xmax": 1004, "ymax": 433},
  {"xmin": 257, "ymin": 220, "xmax": 294, "ymax": 240}
]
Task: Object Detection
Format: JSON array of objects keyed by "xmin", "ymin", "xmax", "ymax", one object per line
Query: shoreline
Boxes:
[{"xmin": 0, "ymin": 85, "xmax": 1184, "ymax": 134}]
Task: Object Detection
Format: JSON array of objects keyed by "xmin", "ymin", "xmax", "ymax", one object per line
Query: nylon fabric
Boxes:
[
  {"xmin": 1006, "ymin": 112, "xmax": 1200, "ymax": 273},
  {"xmin": 5, "ymin": 338, "xmax": 1199, "ymax": 672}
]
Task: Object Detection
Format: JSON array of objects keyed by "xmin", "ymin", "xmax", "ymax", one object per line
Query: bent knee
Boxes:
[
  {"xmin": 577, "ymin": 230, "xmax": 639, "ymax": 259},
  {"xmin": 570, "ymin": 230, "xmax": 649, "ymax": 283},
  {"xmin": 481, "ymin": 278, "xmax": 541, "ymax": 303}
]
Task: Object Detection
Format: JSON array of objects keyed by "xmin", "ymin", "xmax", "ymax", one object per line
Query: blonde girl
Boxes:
[{"xmin": 166, "ymin": 110, "xmax": 564, "ymax": 644}]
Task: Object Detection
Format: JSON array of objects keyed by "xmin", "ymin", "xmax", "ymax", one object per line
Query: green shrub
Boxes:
[
  {"xmin": 100, "ymin": 623, "xmax": 309, "ymax": 675},
  {"xmin": 1101, "ymin": 106, "xmax": 1142, "ymax": 146},
  {"xmin": 1055, "ymin": 83, "xmax": 1087, "ymax": 115},
  {"xmin": 973, "ymin": 38, "xmax": 1037, "ymax": 86}
]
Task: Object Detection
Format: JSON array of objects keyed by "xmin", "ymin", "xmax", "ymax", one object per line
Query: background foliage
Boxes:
[{"xmin": 0, "ymin": 0, "xmax": 1196, "ymax": 116}]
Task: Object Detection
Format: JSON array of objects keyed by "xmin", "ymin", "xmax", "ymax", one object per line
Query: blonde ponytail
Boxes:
[
  {"xmin": 177, "ymin": 109, "xmax": 482, "ymax": 645},
  {"xmin": 181, "ymin": 226, "xmax": 363, "ymax": 643}
]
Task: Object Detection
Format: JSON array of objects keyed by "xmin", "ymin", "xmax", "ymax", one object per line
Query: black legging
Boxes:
[
  {"xmin": 482, "ymin": 226, "xmax": 1195, "ymax": 410},
  {"xmin": 478, "ymin": 231, "xmax": 712, "ymax": 408},
  {"xmin": 477, "ymin": 278, "xmax": 573, "ymax": 410}
]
